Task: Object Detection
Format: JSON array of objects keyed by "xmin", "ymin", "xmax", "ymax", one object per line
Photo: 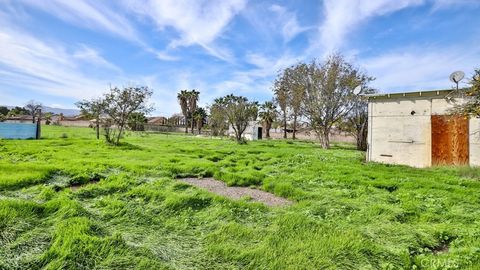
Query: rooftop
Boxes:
[{"xmin": 366, "ymin": 89, "xmax": 458, "ymax": 99}]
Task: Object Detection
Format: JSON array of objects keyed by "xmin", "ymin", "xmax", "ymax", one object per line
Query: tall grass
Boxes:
[{"xmin": 0, "ymin": 126, "xmax": 479, "ymax": 269}]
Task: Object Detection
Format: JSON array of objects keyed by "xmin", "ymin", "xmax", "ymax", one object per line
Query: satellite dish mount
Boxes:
[
  {"xmin": 353, "ymin": 85, "xmax": 362, "ymax": 95},
  {"xmin": 449, "ymin": 71, "xmax": 465, "ymax": 91}
]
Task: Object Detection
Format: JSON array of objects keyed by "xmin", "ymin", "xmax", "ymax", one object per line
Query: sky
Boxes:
[{"xmin": 0, "ymin": 0, "xmax": 479, "ymax": 115}]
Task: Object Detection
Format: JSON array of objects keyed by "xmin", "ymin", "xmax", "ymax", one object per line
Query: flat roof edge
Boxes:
[{"xmin": 366, "ymin": 89, "xmax": 458, "ymax": 99}]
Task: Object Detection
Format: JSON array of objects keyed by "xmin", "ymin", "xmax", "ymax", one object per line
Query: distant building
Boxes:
[
  {"xmin": 367, "ymin": 89, "xmax": 480, "ymax": 168},
  {"xmin": 3, "ymin": 115, "xmax": 32, "ymax": 123}
]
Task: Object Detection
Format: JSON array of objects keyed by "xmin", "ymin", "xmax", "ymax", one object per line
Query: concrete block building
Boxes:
[
  {"xmin": 228, "ymin": 121, "xmax": 262, "ymax": 140},
  {"xmin": 367, "ymin": 89, "xmax": 480, "ymax": 168}
]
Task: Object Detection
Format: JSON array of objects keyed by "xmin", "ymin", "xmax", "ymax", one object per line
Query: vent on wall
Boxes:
[{"xmin": 380, "ymin": 154, "xmax": 393, "ymax": 157}]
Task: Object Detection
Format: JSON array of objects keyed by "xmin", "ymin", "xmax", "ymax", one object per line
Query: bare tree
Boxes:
[
  {"xmin": 273, "ymin": 73, "xmax": 289, "ymax": 139},
  {"xmin": 25, "ymin": 100, "xmax": 42, "ymax": 123},
  {"xmin": 102, "ymin": 86, "xmax": 153, "ymax": 145},
  {"xmin": 76, "ymin": 98, "xmax": 105, "ymax": 139},
  {"xmin": 303, "ymin": 54, "xmax": 370, "ymax": 149},
  {"xmin": 216, "ymin": 94, "xmax": 258, "ymax": 143}
]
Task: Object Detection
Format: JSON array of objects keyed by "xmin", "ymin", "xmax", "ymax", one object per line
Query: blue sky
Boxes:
[{"xmin": 0, "ymin": 0, "xmax": 479, "ymax": 115}]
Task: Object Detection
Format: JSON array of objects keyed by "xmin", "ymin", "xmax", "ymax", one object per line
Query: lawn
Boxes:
[{"xmin": 1, "ymin": 126, "xmax": 479, "ymax": 269}]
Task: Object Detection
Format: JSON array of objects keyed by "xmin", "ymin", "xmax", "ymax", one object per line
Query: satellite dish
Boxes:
[
  {"xmin": 353, "ymin": 85, "xmax": 362, "ymax": 95},
  {"xmin": 449, "ymin": 71, "xmax": 465, "ymax": 83}
]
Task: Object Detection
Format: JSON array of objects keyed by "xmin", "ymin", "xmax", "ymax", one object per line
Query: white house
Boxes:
[
  {"xmin": 367, "ymin": 89, "xmax": 480, "ymax": 168},
  {"xmin": 228, "ymin": 121, "xmax": 263, "ymax": 140}
]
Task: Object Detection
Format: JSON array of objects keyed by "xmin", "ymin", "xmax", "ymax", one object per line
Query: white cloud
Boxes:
[
  {"xmin": 18, "ymin": 0, "xmax": 138, "ymax": 41},
  {"xmin": 0, "ymin": 20, "xmax": 114, "ymax": 100},
  {"xmin": 319, "ymin": 0, "xmax": 424, "ymax": 53},
  {"xmin": 317, "ymin": 0, "xmax": 478, "ymax": 53},
  {"xmin": 432, "ymin": 0, "xmax": 480, "ymax": 9},
  {"xmin": 269, "ymin": 4, "xmax": 310, "ymax": 43},
  {"xmin": 362, "ymin": 45, "xmax": 480, "ymax": 92},
  {"xmin": 123, "ymin": 0, "xmax": 247, "ymax": 61},
  {"xmin": 73, "ymin": 45, "xmax": 122, "ymax": 73}
]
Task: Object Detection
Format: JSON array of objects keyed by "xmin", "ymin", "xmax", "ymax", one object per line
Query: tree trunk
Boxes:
[
  {"xmin": 96, "ymin": 118, "xmax": 100, "ymax": 140},
  {"xmin": 356, "ymin": 121, "xmax": 368, "ymax": 151},
  {"xmin": 32, "ymin": 116, "xmax": 35, "ymax": 123},
  {"xmin": 283, "ymin": 112, "xmax": 287, "ymax": 139},
  {"xmin": 265, "ymin": 122, "xmax": 271, "ymax": 138},
  {"xmin": 292, "ymin": 115, "xmax": 297, "ymax": 140},
  {"xmin": 319, "ymin": 128, "xmax": 330, "ymax": 149},
  {"xmin": 184, "ymin": 117, "xmax": 188, "ymax": 133},
  {"xmin": 191, "ymin": 118, "xmax": 195, "ymax": 134}
]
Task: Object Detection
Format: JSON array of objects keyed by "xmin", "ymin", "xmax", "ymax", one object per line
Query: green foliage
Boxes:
[
  {"xmin": 451, "ymin": 68, "xmax": 480, "ymax": 117},
  {"xmin": 214, "ymin": 94, "xmax": 258, "ymax": 143},
  {"xmin": 0, "ymin": 125, "xmax": 480, "ymax": 269},
  {"xmin": 0, "ymin": 106, "xmax": 9, "ymax": 116},
  {"xmin": 258, "ymin": 101, "xmax": 277, "ymax": 138},
  {"xmin": 128, "ymin": 112, "xmax": 148, "ymax": 131}
]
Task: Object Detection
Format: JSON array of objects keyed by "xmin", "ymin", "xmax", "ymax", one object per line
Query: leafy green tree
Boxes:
[
  {"xmin": 259, "ymin": 101, "xmax": 277, "ymax": 138},
  {"xmin": 208, "ymin": 101, "xmax": 228, "ymax": 136},
  {"xmin": 8, "ymin": 106, "xmax": 29, "ymax": 116},
  {"xmin": 0, "ymin": 106, "xmax": 9, "ymax": 116},
  {"xmin": 215, "ymin": 94, "xmax": 258, "ymax": 143},
  {"xmin": 339, "ymin": 87, "xmax": 376, "ymax": 151},
  {"xmin": 452, "ymin": 69, "xmax": 480, "ymax": 116},
  {"xmin": 273, "ymin": 72, "xmax": 289, "ymax": 139},
  {"xmin": 76, "ymin": 98, "xmax": 105, "ymax": 139},
  {"xmin": 283, "ymin": 63, "xmax": 308, "ymax": 139},
  {"xmin": 303, "ymin": 54, "xmax": 371, "ymax": 149},
  {"xmin": 44, "ymin": 112, "xmax": 53, "ymax": 125},
  {"xmin": 102, "ymin": 86, "xmax": 153, "ymax": 145},
  {"xmin": 128, "ymin": 112, "xmax": 148, "ymax": 131}
]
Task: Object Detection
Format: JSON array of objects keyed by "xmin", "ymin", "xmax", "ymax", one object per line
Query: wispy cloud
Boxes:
[
  {"xmin": 0, "ymin": 19, "xmax": 113, "ymax": 100},
  {"xmin": 18, "ymin": 0, "xmax": 138, "ymax": 41},
  {"xmin": 318, "ymin": 0, "xmax": 423, "ymax": 53},
  {"xmin": 73, "ymin": 45, "xmax": 122, "ymax": 73},
  {"xmin": 123, "ymin": 0, "xmax": 247, "ymax": 61},
  {"xmin": 269, "ymin": 4, "xmax": 310, "ymax": 43},
  {"xmin": 362, "ymin": 44, "xmax": 480, "ymax": 92}
]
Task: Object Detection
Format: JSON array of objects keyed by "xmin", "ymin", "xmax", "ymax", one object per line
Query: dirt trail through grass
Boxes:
[{"xmin": 179, "ymin": 178, "xmax": 292, "ymax": 207}]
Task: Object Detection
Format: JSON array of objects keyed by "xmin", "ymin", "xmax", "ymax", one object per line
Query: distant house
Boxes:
[
  {"xmin": 367, "ymin": 89, "xmax": 480, "ymax": 168},
  {"xmin": 228, "ymin": 121, "xmax": 262, "ymax": 140},
  {"xmin": 3, "ymin": 115, "xmax": 32, "ymax": 123},
  {"xmin": 148, "ymin": 116, "xmax": 168, "ymax": 125}
]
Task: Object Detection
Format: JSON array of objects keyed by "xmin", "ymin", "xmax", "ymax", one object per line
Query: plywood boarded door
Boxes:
[{"xmin": 431, "ymin": 115, "xmax": 469, "ymax": 166}]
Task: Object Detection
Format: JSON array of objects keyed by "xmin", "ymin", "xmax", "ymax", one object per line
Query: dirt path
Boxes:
[{"xmin": 179, "ymin": 178, "xmax": 292, "ymax": 207}]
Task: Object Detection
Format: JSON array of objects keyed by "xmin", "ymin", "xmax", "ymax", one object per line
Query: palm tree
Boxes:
[
  {"xmin": 193, "ymin": 107, "xmax": 207, "ymax": 134},
  {"xmin": 259, "ymin": 101, "xmax": 277, "ymax": 138},
  {"xmin": 188, "ymin": 90, "xmax": 200, "ymax": 133},
  {"xmin": 177, "ymin": 90, "xmax": 189, "ymax": 133}
]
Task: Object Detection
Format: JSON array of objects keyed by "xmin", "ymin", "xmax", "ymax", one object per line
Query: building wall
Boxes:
[
  {"xmin": 367, "ymin": 93, "xmax": 480, "ymax": 167},
  {"xmin": 228, "ymin": 121, "xmax": 260, "ymax": 140}
]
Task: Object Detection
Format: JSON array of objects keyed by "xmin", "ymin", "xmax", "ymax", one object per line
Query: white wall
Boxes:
[{"xmin": 368, "ymin": 93, "xmax": 480, "ymax": 167}]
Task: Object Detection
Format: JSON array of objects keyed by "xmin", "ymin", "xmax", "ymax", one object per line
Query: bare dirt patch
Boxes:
[
  {"xmin": 69, "ymin": 179, "xmax": 100, "ymax": 191},
  {"xmin": 179, "ymin": 178, "xmax": 292, "ymax": 207}
]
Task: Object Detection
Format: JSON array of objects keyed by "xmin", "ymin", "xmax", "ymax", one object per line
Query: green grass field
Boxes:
[{"xmin": 1, "ymin": 126, "xmax": 479, "ymax": 269}]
